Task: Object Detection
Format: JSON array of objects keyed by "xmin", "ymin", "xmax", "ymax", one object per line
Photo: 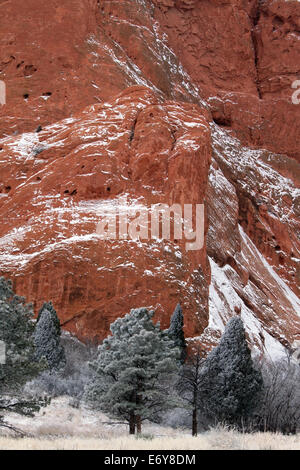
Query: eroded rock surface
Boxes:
[
  {"xmin": 153, "ymin": 0, "xmax": 300, "ymax": 161},
  {"xmin": 0, "ymin": 0, "xmax": 299, "ymax": 356},
  {"xmin": 0, "ymin": 86, "xmax": 211, "ymax": 340}
]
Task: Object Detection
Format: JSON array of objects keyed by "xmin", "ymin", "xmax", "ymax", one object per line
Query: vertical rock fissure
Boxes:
[
  {"xmin": 250, "ymin": 0, "xmax": 263, "ymax": 99},
  {"xmin": 129, "ymin": 118, "xmax": 137, "ymax": 145}
]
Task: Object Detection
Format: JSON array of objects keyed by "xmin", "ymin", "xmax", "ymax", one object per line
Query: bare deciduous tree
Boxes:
[
  {"xmin": 256, "ymin": 355, "xmax": 300, "ymax": 434},
  {"xmin": 177, "ymin": 346, "xmax": 207, "ymax": 436}
]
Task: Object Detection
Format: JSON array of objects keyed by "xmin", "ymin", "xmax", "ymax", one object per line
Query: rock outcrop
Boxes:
[
  {"xmin": 0, "ymin": 86, "xmax": 211, "ymax": 340},
  {"xmin": 0, "ymin": 0, "xmax": 299, "ymax": 357},
  {"xmin": 153, "ymin": 0, "xmax": 300, "ymax": 161}
]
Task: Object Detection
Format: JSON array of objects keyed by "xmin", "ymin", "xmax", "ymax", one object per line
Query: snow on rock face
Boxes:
[
  {"xmin": 0, "ymin": 0, "xmax": 204, "ymax": 139},
  {"xmin": 201, "ymin": 225, "xmax": 300, "ymax": 360},
  {"xmin": 211, "ymin": 124, "xmax": 300, "ymax": 298},
  {"xmin": 0, "ymin": 0, "xmax": 299, "ymax": 357},
  {"xmin": 202, "ymin": 256, "xmax": 288, "ymax": 361},
  {"xmin": 204, "ymin": 126, "xmax": 300, "ymax": 355},
  {"xmin": 0, "ymin": 86, "xmax": 211, "ymax": 341},
  {"xmin": 153, "ymin": 0, "xmax": 300, "ymax": 161}
]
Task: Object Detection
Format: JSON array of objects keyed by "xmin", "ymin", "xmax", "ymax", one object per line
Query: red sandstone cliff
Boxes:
[{"xmin": 0, "ymin": 0, "xmax": 299, "ymax": 358}]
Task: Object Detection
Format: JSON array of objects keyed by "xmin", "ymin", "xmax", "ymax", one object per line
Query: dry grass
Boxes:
[
  {"xmin": 0, "ymin": 397, "xmax": 299, "ymax": 450},
  {"xmin": 0, "ymin": 431, "xmax": 299, "ymax": 450}
]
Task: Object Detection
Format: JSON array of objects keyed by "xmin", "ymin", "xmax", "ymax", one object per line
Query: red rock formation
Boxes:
[
  {"xmin": 0, "ymin": 0, "xmax": 299, "ymax": 356},
  {"xmin": 153, "ymin": 0, "xmax": 300, "ymax": 355},
  {"xmin": 0, "ymin": 86, "xmax": 211, "ymax": 340},
  {"xmin": 153, "ymin": 0, "xmax": 300, "ymax": 162},
  {"xmin": 0, "ymin": 0, "xmax": 201, "ymax": 137},
  {"xmin": 203, "ymin": 125, "xmax": 300, "ymax": 354}
]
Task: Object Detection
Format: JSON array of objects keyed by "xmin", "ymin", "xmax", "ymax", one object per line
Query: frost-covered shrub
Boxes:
[
  {"xmin": 26, "ymin": 333, "xmax": 97, "ymax": 400},
  {"xmin": 34, "ymin": 305, "xmax": 65, "ymax": 370},
  {"xmin": 161, "ymin": 407, "xmax": 191, "ymax": 429},
  {"xmin": 254, "ymin": 358, "xmax": 300, "ymax": 434}
]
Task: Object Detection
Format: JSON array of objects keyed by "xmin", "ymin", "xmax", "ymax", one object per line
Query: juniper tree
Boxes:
[
  {"xmin": 200, "ymin": 316, "xmax": 263, "ymax": 428},
  {"xmin": 85, "ymin": 307, "xmax": 180, "ymax": 434},
  {"xmin": 168, "ymin": 303, "xmax": 187, "ymax": 364},
  {"xmin": 37, "ymin": 301, "xmax": 61, "ymax": 337},
  {"xmin": 34, "ymin": 306, "xmax": 65, "ymax": 370},
  {"xmin": 0, "ymin": 277, "xmax": 47, "ymax": 430}
]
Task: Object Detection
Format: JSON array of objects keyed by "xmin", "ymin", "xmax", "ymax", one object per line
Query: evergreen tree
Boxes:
[
  {"xmin": 0, "ymin": 277, "xmax": 47, "ymax": 428},
  {"xmin": 34, "ymin": 307, "xmax": 66, "ymax": 370},
  {"xmin": 85, "ymin": 307, "xmax": 180, "ymax": 434},
  {"xmin": 37, "ymin": 301, "xmax": 61, "ymax": 337},
  {"xmin": 201, "ymin": 316, "xmax": 263, "ymax": 427},
  {"xmin": 168, "ymin": 303, "xmax": 187, "ymax": 363}
]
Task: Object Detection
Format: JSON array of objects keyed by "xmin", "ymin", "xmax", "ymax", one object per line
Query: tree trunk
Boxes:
[
  {"xmin": 192, "ymin": 408, "xmax": 198, "ymax": 436},
  {"xmin": 192, "ymin": 385, "xmax": 198, "ymax": 436},
  {"xmin": 136, "ymin": 415, "xmax": 142, "ymax": 434},
  {"xmin": 135, "ymin": 381, "xmax": 142, "ymax": 434},
  {"xmin": 129, "ymin": 413, "xmax": 135, "ymax": 435}
]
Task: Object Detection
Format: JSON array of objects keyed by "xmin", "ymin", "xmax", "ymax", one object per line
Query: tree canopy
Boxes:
[
  {"xmin": 85, "ymin": 307, "xmax": 180, "ymax": 434},
  {"xmin": 200, "ymin": 316, "xmax": 263, "ymax": 427}
]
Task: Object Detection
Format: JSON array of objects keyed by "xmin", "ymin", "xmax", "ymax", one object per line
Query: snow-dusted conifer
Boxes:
[
  {"xmin": 34, "ymin": 306, "xmax": 65, "ymax": 370},
  {"xmin": 168, "ymin": 303, "xmax": 187, "ymax": 363},
  {"xmin": 0, "ymin": 277, "xmax": 47, "ymax": 421},
  {"xmin": 37, "ymin": 301, "xmax": 61, "ymax": 337},
  {"xmin": 201, "ymin": 316, "xmax": 263, "ymax": 427},
  {"xmin": 85, "ymin": 307, "xmax": 180, "ymax": 434}
]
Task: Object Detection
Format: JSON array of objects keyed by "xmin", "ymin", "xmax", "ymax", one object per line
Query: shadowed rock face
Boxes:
[
  {"xmin": 153, "ymin": 0, "xmax": 300, "ymax": 162},
  {"xmin": 0, "ymin": 0, "xmax": 299, "ymax": 356}
]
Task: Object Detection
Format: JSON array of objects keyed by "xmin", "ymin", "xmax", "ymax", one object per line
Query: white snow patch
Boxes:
[
  {"xmin": 208, "ymin": 256, "xmax": 288, "ymax": 360},
  {"xmin": 239, "ymin": 225, "xmax": 300, "ymax": 316}
]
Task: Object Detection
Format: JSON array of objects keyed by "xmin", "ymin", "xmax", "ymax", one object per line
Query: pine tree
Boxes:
[
  {"xmin": 0, "ymin": 277, "xmax": 47, "ymax": 427},
  {"xmin": 201, "ymin": 316, "xmax": 263, "ymax": 427},
  {"xmin": 34, "ymin": 307, "xmax": 66, "ymax": 370},
  {"xmin": 85, "ymin": 307, "xmax": 180, "ymax": 434},
  {"xmin": 168, "ymin": 303, "xmax": 187, "ymax": 364}
]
